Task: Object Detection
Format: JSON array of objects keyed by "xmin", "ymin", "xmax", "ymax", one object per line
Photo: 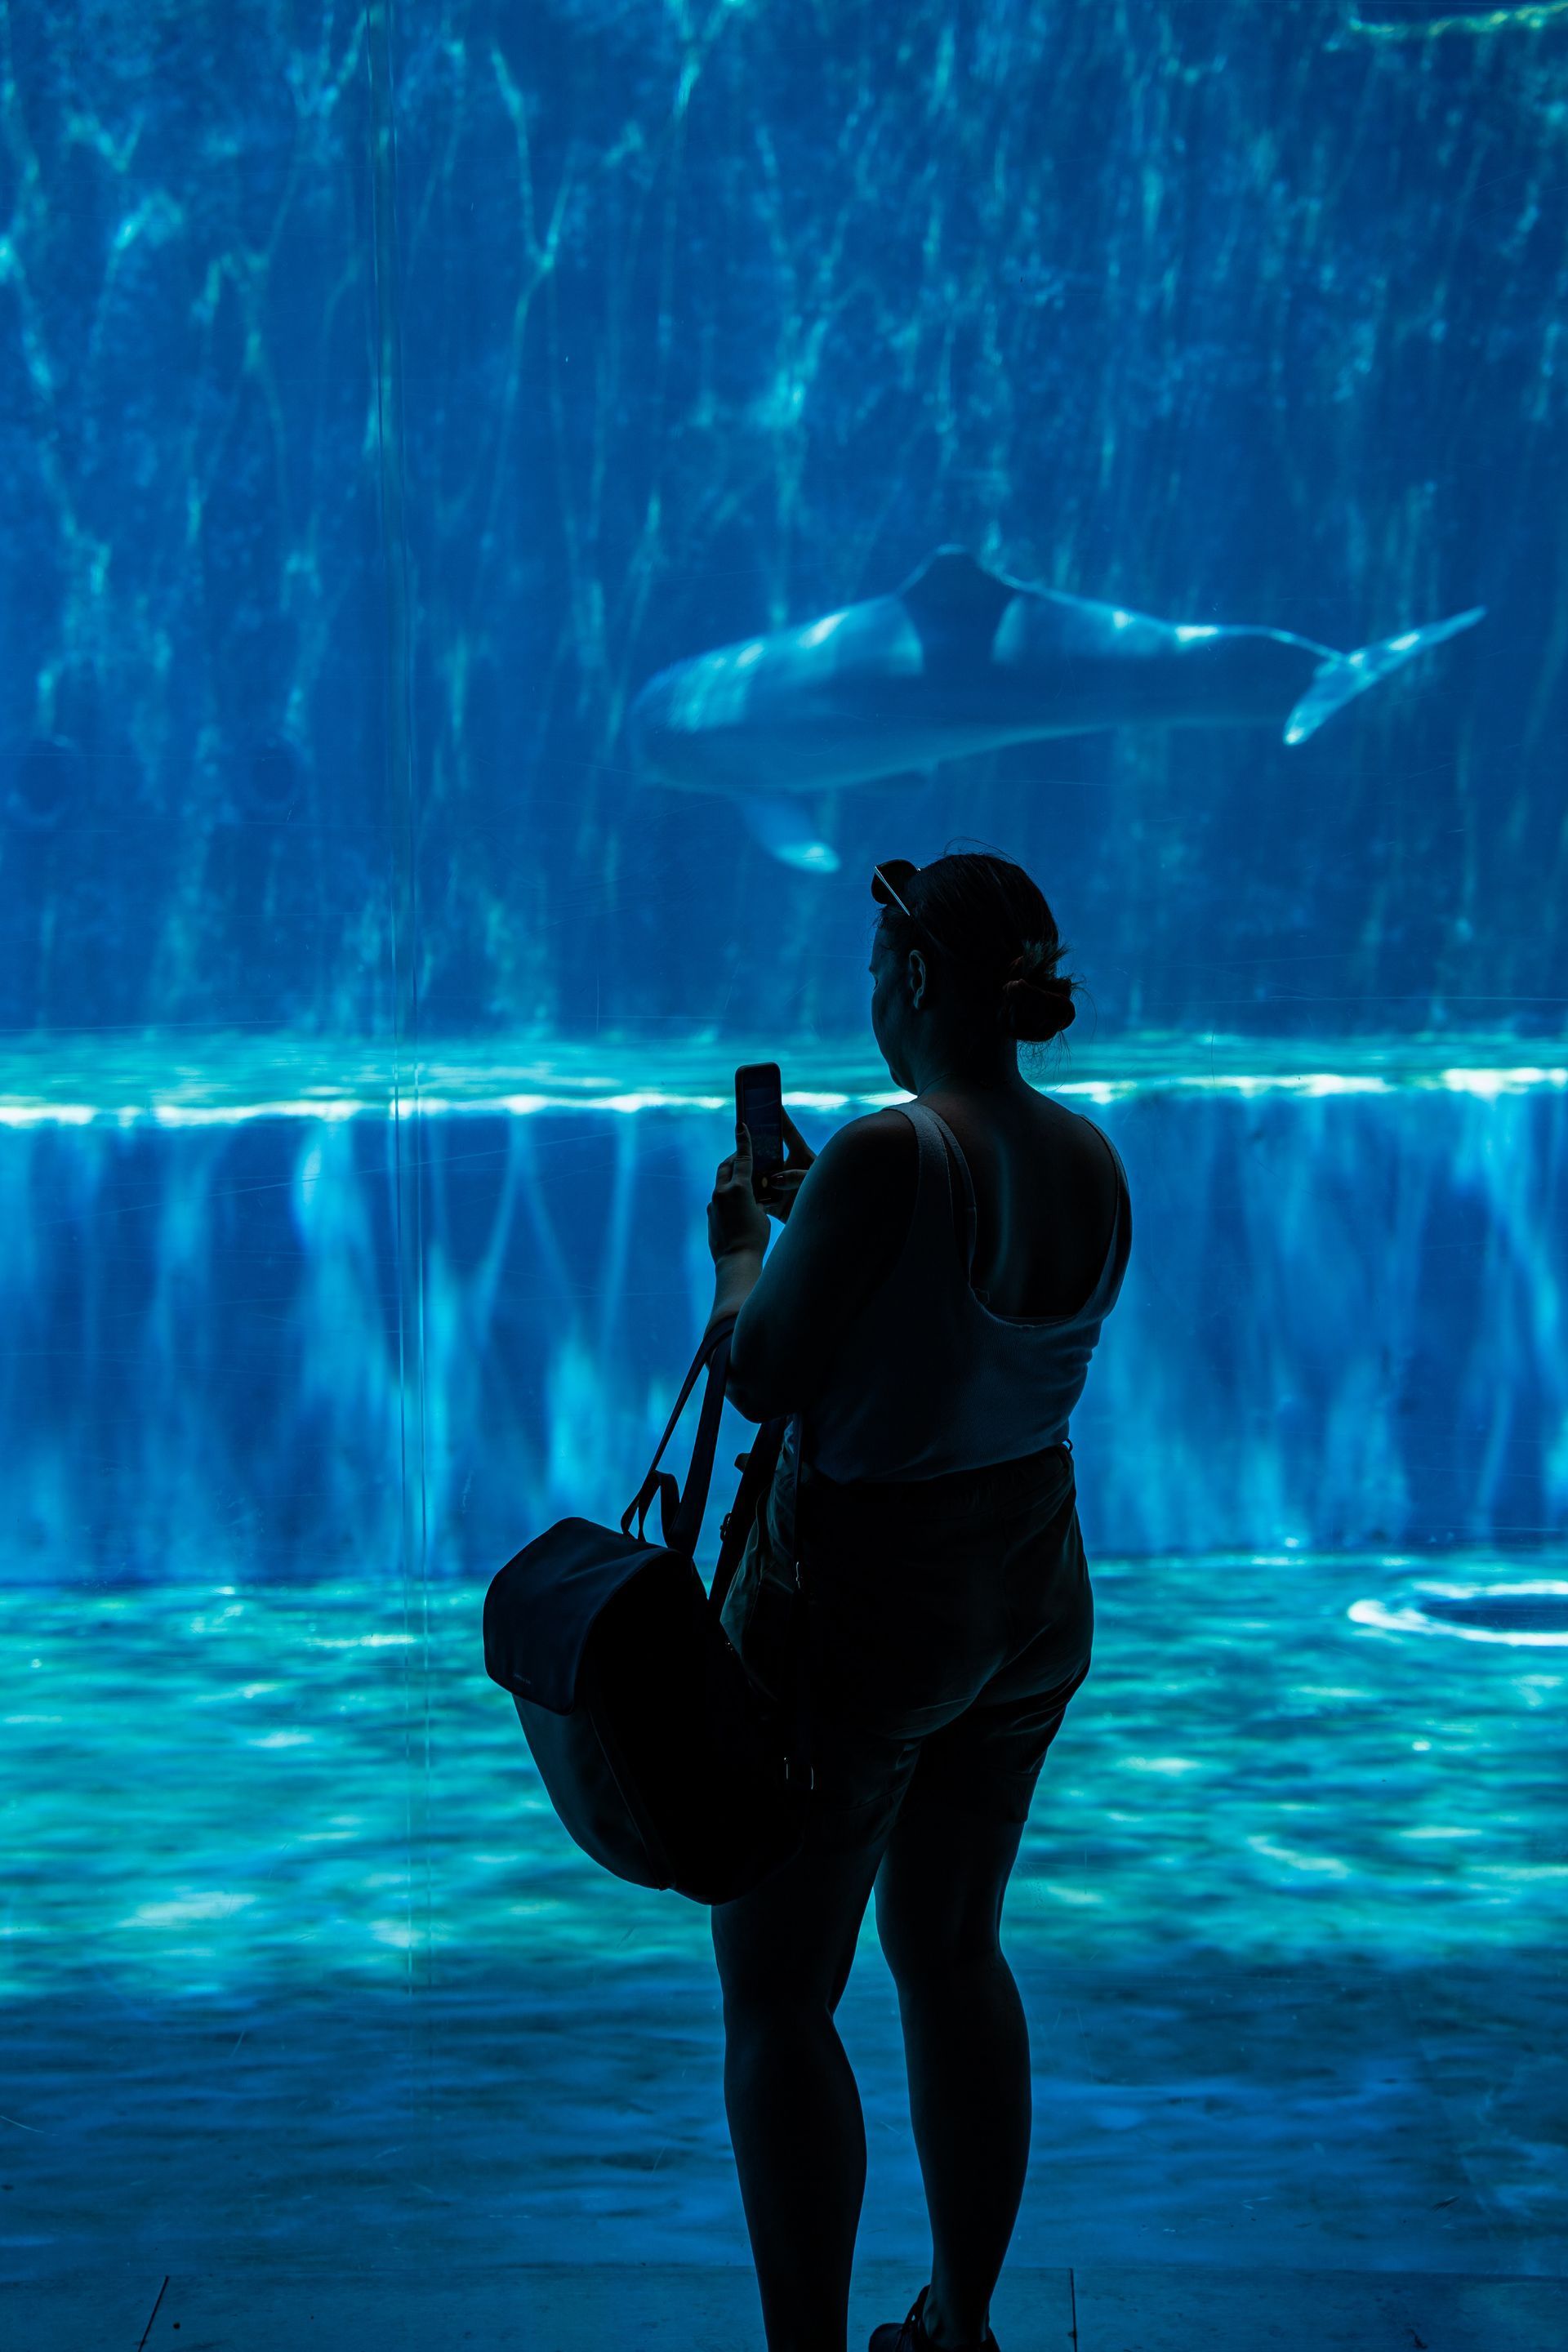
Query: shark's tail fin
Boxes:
[{"xmin": 1284, "ymin": 606, "xmax": 1486, "ymax": 746}]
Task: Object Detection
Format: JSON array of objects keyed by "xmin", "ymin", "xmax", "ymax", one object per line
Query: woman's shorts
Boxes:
[{"xmin": 718, "ymin": 1429, "xmax": 1094, "ymax": 1855}]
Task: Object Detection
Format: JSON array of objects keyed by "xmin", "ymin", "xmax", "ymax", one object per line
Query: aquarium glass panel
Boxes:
[{"xmin": 6, "ymin": 1, "xmax": 1566, "ymax": 2336}]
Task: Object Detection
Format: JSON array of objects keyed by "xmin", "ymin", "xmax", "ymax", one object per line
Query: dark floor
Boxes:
[
  {"xmin": 3, "ymin": 1950, "xmax": 1564, "ymax": 2348},
  {"xmin": 5, "ymin": 1953, "xmax": 1566, "ymax": 2275},
  {"xmin": 7, "ymin": 2258, "xmax": 1566, "ymax": 2350}
]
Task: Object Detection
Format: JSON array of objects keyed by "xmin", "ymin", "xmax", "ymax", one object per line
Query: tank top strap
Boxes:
[
  {"xmin": 1077, "ymin": 1120, "xmax": 1132, "ymax": 1312},
  {"xmin": 902, "ymin": 1102, "xmax": 977, "ymax": 1279},
  {"xmin": 1082, "ymin": 1116, "xmax": 1132, "ymax": 1204},
  {"xmin": 920, "ymin": 1100, "xmax": 1129, "ymax": 1319}
]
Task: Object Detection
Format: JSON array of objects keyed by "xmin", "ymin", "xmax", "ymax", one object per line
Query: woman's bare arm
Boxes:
[{"xmin": 725, "ymin": 1108, "xmax": 916, "ymax": 1421}]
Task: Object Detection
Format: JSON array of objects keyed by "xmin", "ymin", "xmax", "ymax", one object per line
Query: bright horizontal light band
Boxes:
[{"xmin": 0, "ymin": 1036, "xmax": 1562, "ymax": 1125}]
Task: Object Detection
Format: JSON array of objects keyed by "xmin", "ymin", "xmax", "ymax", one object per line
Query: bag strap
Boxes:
[
  {"xmin": 782, "ymin": 1416, "xmax": 813, "ymax": 1791},
  {"xmin": 707, "ymin": 1413, "xmax": 788, "ymax": 1621},
  {"xmin": 621, "ymin": 1315, "xmax": 737, "ymax": 1557},
  {"xmin": 623, "ymin": 1331, "xmax": 817, "ymax": 1798},
  {"xmin": 709, "ymin": 1411, "xmax": 814, "ymax": 1796}
]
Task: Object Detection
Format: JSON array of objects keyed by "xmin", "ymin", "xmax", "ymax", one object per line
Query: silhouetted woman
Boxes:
[{"xmin": 702, "ymin": 852, "xmax": 1132, "ymax": 2352}]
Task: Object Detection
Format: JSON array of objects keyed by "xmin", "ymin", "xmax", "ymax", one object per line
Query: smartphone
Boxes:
[{"xmin": 734, "ymin": 1062, "xmax": 784, "ymax": 1195}]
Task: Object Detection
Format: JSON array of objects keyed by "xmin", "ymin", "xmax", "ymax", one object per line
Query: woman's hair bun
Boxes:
[
  {"xmin": 1000, "ymin": 947, "xmax": 1076, "ymax": 1041},
  {"xmin": 874, "ymin": 851, "xmax": 1080, "ymax": 1045}
]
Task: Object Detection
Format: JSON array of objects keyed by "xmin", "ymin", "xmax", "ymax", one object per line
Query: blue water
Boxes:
[
  {"xmin": 4, "ymin": 0, "xmax": 1568, "ymax": 2313},
  {"xmin": 7, "ymin": 1553, "xmax": 1565, "ymax": 2002},
  {"xmin": 4, "ymin": 1036, "xmax": 1565, "ymax": 1584}
]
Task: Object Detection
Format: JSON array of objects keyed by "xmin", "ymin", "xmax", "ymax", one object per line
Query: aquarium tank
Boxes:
[{"xmin": 2, "ymin": 2, "xmax": 1565, "ymax": 2346}]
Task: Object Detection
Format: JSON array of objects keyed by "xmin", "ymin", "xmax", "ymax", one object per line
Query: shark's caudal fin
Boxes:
[
  {"xmin": 739, "ymin": 794, "xmax": 840, "ymax": 872},
  {"xmin": 1284, "ymin": 606, "xmax": 1486, "ymax": 746}
]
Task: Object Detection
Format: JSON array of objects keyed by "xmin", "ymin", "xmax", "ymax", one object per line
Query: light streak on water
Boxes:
[
  {"xmin": 0, "ymin": 1031, "xmax": 1563, "ymax": 1127},
  {"xmin": 1349, "ymin": 1580, "xmax": 1568, "ymax": 1646}
]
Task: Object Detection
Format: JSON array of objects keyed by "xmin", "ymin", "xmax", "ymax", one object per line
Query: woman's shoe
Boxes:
[{"xmin": 869, "ymin": 2283, "xmax": 1000, "ymax": 2352}]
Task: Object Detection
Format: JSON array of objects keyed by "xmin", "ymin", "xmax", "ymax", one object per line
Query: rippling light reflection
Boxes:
[{"xmin": 1349, "ymin": 1581, "xmax": 1568, "ymax": 1646}]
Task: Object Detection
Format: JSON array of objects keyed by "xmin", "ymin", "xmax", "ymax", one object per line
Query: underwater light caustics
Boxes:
[{"xmin": 625, "ymin": 546, "xmax": 1486, "ymax": 871}]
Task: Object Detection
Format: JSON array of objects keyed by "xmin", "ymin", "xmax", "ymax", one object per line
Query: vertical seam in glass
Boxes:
[{"xmin": 365, "ymin": 0, "xmax": 430, "ymax": 1998}]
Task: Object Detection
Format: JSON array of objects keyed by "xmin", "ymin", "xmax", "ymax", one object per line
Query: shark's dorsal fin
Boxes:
[{"xmin": 898, "ymin": 546, "xmax": 1019, "ymax": 634}]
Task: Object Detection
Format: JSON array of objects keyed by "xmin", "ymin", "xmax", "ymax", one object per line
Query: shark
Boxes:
[{"xmin": 625, "ymin": 546, "xmax": 1486, "ymax": 871}]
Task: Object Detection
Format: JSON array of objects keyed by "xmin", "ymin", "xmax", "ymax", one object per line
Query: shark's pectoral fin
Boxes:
[
  {"xmin": 739, "ymin": 795, "xmax": 840, "ymax": 873},
  {"xmin": 1284, "ymin": 606, "xmax": 1487, "ymax": 746}
]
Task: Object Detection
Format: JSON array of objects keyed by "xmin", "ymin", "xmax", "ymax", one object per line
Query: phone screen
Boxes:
[{"xmin": 735, "ymin": 1063, "xmax": 784, "ymax": 1184}]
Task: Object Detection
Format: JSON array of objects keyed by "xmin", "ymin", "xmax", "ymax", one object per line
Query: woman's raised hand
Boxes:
[
  {"xmin": 707, "ymin": 1122, "xmax": 772, "ymax": 1262},
  {"xmin": 758, "ymin": 1106, "xmax": 816, "ymax": 1223}
]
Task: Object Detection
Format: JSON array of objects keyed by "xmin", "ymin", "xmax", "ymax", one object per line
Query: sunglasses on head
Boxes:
[{"xmin": 871, "ymin": 860, "xmax": 954, "ymax": 960}]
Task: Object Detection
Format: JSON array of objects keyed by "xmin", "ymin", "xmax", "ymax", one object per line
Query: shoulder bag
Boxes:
[{"xmin": 481, "ymin": 1315, "xmax": 813, "ymax": 1906}]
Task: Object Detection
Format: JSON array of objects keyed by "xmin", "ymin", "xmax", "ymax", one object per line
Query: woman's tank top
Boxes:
[{"xmin": 801, "ymin": 1100, "xmax": 1132, "ymax": 1484}]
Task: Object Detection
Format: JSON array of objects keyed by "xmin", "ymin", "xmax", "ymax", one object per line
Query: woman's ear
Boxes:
[{"xmin": 906, "ymin": 947, "xmax": 928, "ymax": 1010}]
